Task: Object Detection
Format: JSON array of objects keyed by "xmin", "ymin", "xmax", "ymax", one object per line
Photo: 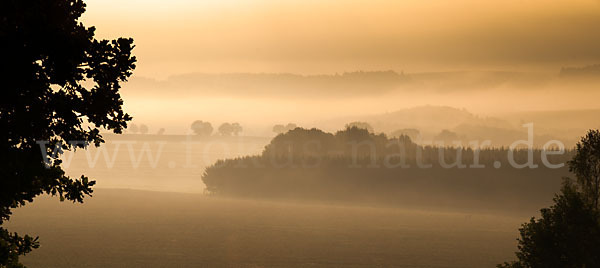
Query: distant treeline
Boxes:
[
  {"xmin": 128, "ymin": 70, "xmax": 409, "ymax": 98},
  {"xmin": 560, "ymin": 64, "xmax": 600, "ymax": 77},
  {"xmin": 202, "ymin": 127, "xmax": 574, "ymax": 212}
]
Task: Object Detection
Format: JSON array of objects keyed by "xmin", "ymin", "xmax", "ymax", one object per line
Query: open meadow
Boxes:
[{"xmin": 6, "ymin": 189, "xmax": 529, "ymax": 268}]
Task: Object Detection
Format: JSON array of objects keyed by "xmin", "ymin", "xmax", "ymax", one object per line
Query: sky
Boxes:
[
  {"xmin": 82, "ymin": 0, "xmax": 600, "ymax": 79},
  {"xmin": 75, "ymin": 0, "xmax": 600, "ymax": 137}
]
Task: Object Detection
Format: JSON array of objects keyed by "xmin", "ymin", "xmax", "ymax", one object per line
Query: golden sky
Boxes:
[{"xmin": 82, "ymin": 0, "xmax": 600, "ymax": 78}]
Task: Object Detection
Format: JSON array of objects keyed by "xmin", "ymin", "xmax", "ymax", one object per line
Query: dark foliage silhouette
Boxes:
[
  {"xmin": 0, "ymin": 0, "xmax": 136, "ymax": 266},
  {"xmin": 499, "ymin": 130, "xmax": 600, "ymax": 268},
  {"xmin": 568, "ymin": 129, "xmax": 600, "ymax": 209}
]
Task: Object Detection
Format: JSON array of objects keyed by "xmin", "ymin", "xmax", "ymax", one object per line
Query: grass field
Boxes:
[{"xmin": 5, "ymin": 189, "xmax": 528, "ymax": 268}]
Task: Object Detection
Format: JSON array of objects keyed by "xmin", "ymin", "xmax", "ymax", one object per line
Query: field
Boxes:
[
  {"xmin": 60, "ymin": 134, "xmax": 270, "ymax": 193},
  {"xmin": 5, "ymin": 189, "xmax": 530, "ymax": 268}
]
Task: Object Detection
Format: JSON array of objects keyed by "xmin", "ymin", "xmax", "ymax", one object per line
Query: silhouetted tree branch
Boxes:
[{"xmin": 0, "ymin": 0, "xmax": 136, "ymax": 266}]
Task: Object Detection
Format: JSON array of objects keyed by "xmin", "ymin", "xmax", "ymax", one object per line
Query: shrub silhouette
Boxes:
[
  {"xmin": 0, "ymin": 0, "xmax": 136, "ymax": 266},
  {"xmin": 499, "ymin": 130, "xmax": 600, "ymax": 268},
  {"xmin": 569, "ymin": 130, "xmax": 600, "ymax": 210}
]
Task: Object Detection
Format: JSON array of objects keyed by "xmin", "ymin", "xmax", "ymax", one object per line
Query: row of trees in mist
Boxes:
[
  {"xmin": 271, "ymin": 120, "xmax": 490, "ymax": 147},
  {"xmin": 191, "ymin": 120, "xmax": 243, "ymax": 136},
  {"xmin": 136, "ymin": 117, "xmax": 488, "ymax": 146},
  {"xmin": 133, "ymin": 70, "xmax": 409, "ymax": 99},
  {"xmin": 560, "ymin": 63, "xmax": 600, "ymax": 77},
  {"xmin": 126, "ymin": 123, "xmax": 166, "ymax": 135},
  {"xmin": 201, "ymin": 126, "xmax": 573, "ymax": 210}
]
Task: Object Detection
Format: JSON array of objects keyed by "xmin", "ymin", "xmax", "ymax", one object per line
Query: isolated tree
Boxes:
[
  {"xmin": 191, "ymin": 120, "xmax": 213, "ymax": 136},
  {"xmin": 139, "ymin": 124, "xmax": 149, "ymax": 135},
  {"xmin": 156, "ymin": 128, "xmax": 165, "ymax": 135},
  {"xmin": 128, "ymin": 123, "xmax": 139, "ymax": 134},
  {"xmin": 345, "ymin": 121, "xmax": 374, "ymax": 133},
  {"xmin": 218, "ymin": 123, "xmax": 233, "ymax": 136},
  {"xmin": 0, "ymin": 0, "xmax": 136, "ymax": 266},
  {"xmin": 231, "ymin": 123, "xmax": 243, "ymax": 136},
  {"xmin": 499, "ymin": 130, "xmax": 600, "ymax": 268}
]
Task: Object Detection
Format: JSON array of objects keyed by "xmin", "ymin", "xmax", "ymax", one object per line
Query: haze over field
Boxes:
[
  {"xmin": 120, "ymin": 71, "xmax": 600, "ymax": 139},
  {"xmin": 4, "ymin": 0, "xmax": 600, "ymax": 267},
  {"xmin": 76, "ymin": 0, "xmax": 600, "ymax": 138},
  {"xmin": 6, "ymin": 190, "xmax": 528, "ymax": 268}
]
